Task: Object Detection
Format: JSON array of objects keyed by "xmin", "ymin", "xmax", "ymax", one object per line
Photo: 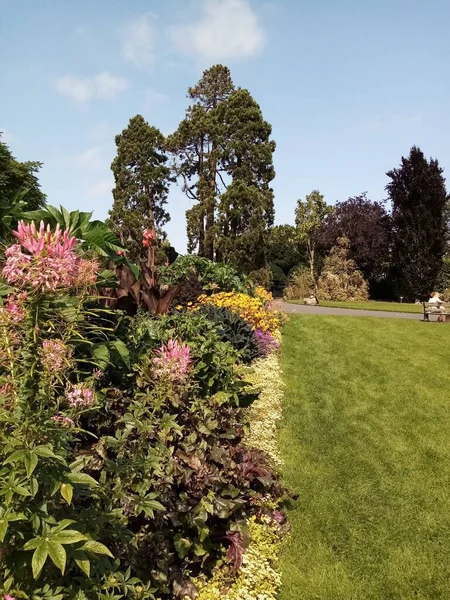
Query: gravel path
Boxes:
[{"xmin": 277, "ymin": 301, "xmax": 422, "ymax": 320}]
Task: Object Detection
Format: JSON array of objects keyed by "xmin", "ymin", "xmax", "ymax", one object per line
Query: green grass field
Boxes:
[
  {"xmin": 286, "ymin": 299, "xmax": 422, "ymax": 313},
  {"xmin": 280, "ymin": 315, "xmax": 450, "ymax": 600}
]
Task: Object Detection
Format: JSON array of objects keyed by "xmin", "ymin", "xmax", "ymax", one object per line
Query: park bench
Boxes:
[{"xmin": 422, "ymin": 302, "xmax": 449, "ymax": 322}]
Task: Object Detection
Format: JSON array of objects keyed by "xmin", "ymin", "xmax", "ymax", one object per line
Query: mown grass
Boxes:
[
  {"xmin": 280, "ymin": 315, "xmax": 450, "ymax": 600},
  {"xmin": 286, "ymin": 299, "xmax": 422, "ymax": 313}
]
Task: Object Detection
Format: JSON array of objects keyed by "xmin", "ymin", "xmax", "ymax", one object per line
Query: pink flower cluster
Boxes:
[
  {"xmin": 4, "ymin": 295, "xmax": 26, "ymax": 322},
  {"xmin": 41, "ymin": 339, "xmax": 70, "ymax": 371},
  {"xmin": 2, "ymin": 221, "xmax": 98, "ymax": 292},
  {"xmin": 254, "ymin": 329, "xmax": 280, "ymax": 356},
  {"xmin": 152, "ymin": 339, "xmax": 191, "ymax": 383},
  {"xmin": 51, "ymin": 414, "xmax": 75, "ymax": 427},
  {"xmin": 66, "ymin": 385, "xmax": 95, "ymax": 408}
]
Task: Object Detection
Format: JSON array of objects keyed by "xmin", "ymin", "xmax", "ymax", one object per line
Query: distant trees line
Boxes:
[{"xmin": 2, "ymin": 64, "xmax": 448, "ymax": 301}]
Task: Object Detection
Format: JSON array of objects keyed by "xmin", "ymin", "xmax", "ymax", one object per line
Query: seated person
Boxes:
[
  {"xmin": 428, "ymin": 291, "xmax": 443, "ymax": 304},
  {"xmin": 428, "ymin": 291, "xmax": 446, "ymax": 321}
]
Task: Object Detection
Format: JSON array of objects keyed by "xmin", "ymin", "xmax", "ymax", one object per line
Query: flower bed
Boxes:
[{"xmin": 0, "ymin": 221, "xmax": 288, "ymax": 600}]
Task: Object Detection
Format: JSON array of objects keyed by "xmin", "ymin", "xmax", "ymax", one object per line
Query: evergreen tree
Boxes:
[
  {"xmin": 216, "ymin": 89, "xmax": 276, "ymax": 270},
  {"xmin": 0, "ymin": 136, "xmax": 46, "ymax": 211},
  {"xmin": 386, "ymin": 146, "xmax": 449, "ymax": 299},
  {"xmin": 167, "ymin": 65, "xmax": 234, "ymax": 259},
  {"xmin": 168, "ymin": 66, "xmax": 276, "ymax": 270},
  {"xmin": 109, "ymin": 115, "xmax": 172, "ymax": 263}
]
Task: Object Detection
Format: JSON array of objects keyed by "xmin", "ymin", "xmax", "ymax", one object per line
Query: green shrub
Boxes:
[{"xmin": 198, "ymin": 305, "xmax": 262, "ymax": 364}]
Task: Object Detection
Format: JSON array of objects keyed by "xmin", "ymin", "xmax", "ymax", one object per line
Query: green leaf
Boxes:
[
  {"xmin": 0, "ymin": 519, "xmax": 8, "ymax": 542},
  {"xmin": 30, "ymin": 477, "xmax": 39, "ymax": 497},
  {"xmin": 67, "ymin": 472, "xmax": 98, "ymax": 487},
  {"xmin": 34, "ymin": 446, "xmax": 63, "ymax": 461},
  {"xmin": 32, "ymin": 542, "xmax": 49, "ymax": 579},
  {"xmin": 82, "ymin": 540, "xmax": 114, "ymax": 557},
  {"xmin": 52, "ymin": 519, "xmax": 76, "ymax": 532},
  {"xmin": 24, "ymin": 452, "xmax": 38, "ymax": 478},
  {"xmin": 174, "ymin": 535, "xmax": 192, "ymax": 559},
  {"xmin": 22, "ymin": 537, "xmax": 40, "ymax": 551},
  {"xmin": 48, "ymin": 541, "xmax": 66, "ymax": 574},
  {"xmin": 93, "ymin": 344, "xmax": 110, "ymax": 369},
  {"xmin": 109, "ymin": 340, "xmax": 130, "ymax": 367},
  {"xmin": 3, "ymin": 449, "xmax": 26, "ymax": 464},
  {"xmin": 60, "ymin": 483, "xmax": 73, "ymax": 505},
  {"xmin": 52, "ymin": 530, "xmax": 87, "ymax": 545},
  {"xmin": 13, "ymin": 485, "xmax": 31, "ymax": 497},
  {"xmin": 75, "ymin": 556, "xmax": 91, "ymax": 577}
]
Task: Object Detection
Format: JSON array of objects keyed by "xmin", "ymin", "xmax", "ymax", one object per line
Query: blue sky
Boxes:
[{"xmin": 2, "ymin": 0, "xmax": 450, "ymax": 251}]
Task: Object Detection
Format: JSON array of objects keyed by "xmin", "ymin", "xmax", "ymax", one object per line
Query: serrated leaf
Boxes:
[
  {"xmin": 67, "ymin": 472, "xmax": 98, "ymax": 487},
  {"xmin": 60, "ymin": 483, "xmax": 73, "ymax": 505},
  {"xmin": 52, "ymin": 530, "xmax": 87, "ymax": 545},
  {"xmin": 32, "ymin": 542, "xmax": 49, "ymax": 579},
  {"xmin": 82, "ymin": 540, "xmax": 113, "ymax": 557},
  {"xmin": 48, "ymin": 541, "xmax": 66, "ymax": 574},
  {"xmin": 24, "ymin": 452, "xmax": 38, "ymax": 478}
]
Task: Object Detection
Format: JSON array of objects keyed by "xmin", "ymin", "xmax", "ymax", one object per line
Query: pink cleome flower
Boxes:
[
  {"xmin": 2, "ymin": 221, "xmax": 98, "ymax": 292},
  {"xmin": 5, "ymin": 595, "xmax": 16, "ymax": 600},
  {"xmin": 152, "ymin": 339, "xmax": 191, "ymax": 383},
  {"xmin": 41, "ymin": 339, "xmax": 70, "ymax": 371},
  {"xmin": 51, "ymin": 414, "xmax": 75, "ymax": 427},
  {"xmin": 66, "ymin": 385, "xmax": 95, "ymax": 408}
]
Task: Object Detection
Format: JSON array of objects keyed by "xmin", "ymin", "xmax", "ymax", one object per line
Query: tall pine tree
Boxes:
[
  {"xmin": 216, "ymin": 89, "xmax": 275, "ymax": 270},
  {"xmin": 168, "ymin": 65, "xmax": 276, "ymax": 271},
  {"xmin": 109, "ymin": 115, "xmax": 172, "ymax": 263},
  {"xmin": 386, "ymin": 146, "xmax": 449, "ymax": 300},
  {"xmin": 167, "ymin": 65, "xmax": 234, "ymax": 259}
]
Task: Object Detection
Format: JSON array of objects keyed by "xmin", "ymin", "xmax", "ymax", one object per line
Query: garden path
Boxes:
[{"xmin": 277, "ymin": 301, "xmax": 420, "ymax": 320}]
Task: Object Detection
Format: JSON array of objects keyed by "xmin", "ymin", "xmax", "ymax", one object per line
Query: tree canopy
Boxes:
[
  {"xmin": 108, "ymin": 115, "xmax": 173, "ymax": 263},
  {"xmin": 0, "ymin": 137, "xmax": 46, "ymax": 211},
  {"xmin": 319, "ymin": 193, "xmax": 392, "ymax": 282},
  {"xmin": 295, "ymin": 190, "xmax": 333, "ymax": 293},
  {"xmin": 168, "ymin": 65, "xmax": 275, "ymax": 272},
  {"xmin": 386, "ymin": 146, "xmax": 449, "ymax": 300}
]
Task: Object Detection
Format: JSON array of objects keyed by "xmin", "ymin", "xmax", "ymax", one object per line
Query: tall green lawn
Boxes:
[{"xmin": 280, "ymin": 315, "xmax": 450, "ymax": 600}]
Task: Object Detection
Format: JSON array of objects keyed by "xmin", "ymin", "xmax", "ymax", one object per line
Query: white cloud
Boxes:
[
  {"xmin": 55, "ymin": 72, "xmax": 128, "ymax": 106},
  {"xmin": 170, "ymin": 0, "xmax": 265, "ymax": 62},
  {"xmin": 121, "ymin": 14, "xmax": 156, "ymax": 68},
  {"xmin": 76, "ymin": 147, "xmax": 106, "ymax": 171},
  {"xmin": 88, "ymin": 179, "xmax": 113, "ymax": 197}
]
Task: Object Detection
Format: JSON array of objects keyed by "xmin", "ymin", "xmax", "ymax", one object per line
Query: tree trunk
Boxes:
[{"xmin": 308, "ymin": 239, "xmax": 318, "ymax": 296}]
